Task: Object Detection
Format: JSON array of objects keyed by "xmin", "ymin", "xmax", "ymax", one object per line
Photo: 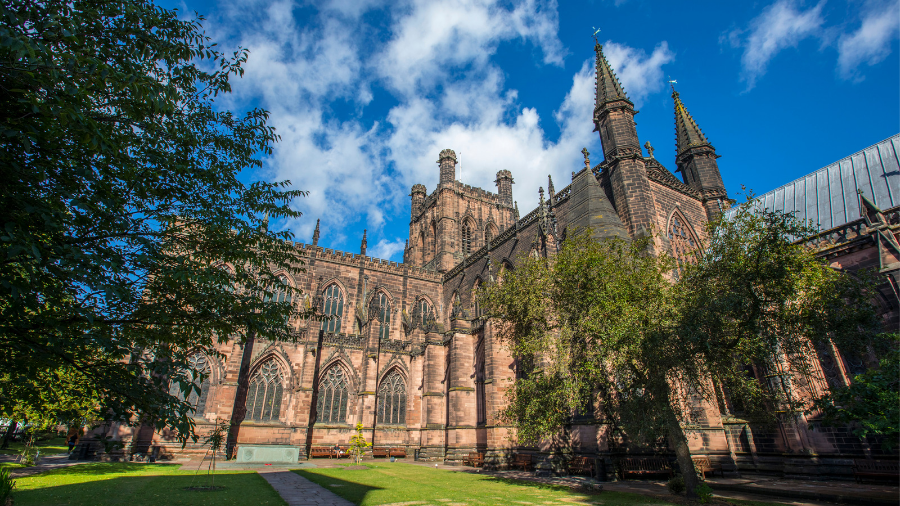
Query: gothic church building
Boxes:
[{"xmin": 108, "ymin": 43, "xmax": 900, "ymax": 479}]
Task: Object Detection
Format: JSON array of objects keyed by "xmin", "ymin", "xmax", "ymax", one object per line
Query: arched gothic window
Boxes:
[
  {"xmin": 321, "ymin": 284, "xmax": 343, "ymax": 333},
  {"xmin": 668, "ymin": 211, "xmax": 699, "ymax": 279},
  {"xmin": 461, "ymin": 221, "xmax": 473, "ymax": 255},
  {"xmin": 484, "ymin": 224, "xmax": 496, "ymax": 245},
  {"xmin": 377, "ymin": 371, "xmax": 406, "ymax": 425},
  {"xmin": 416, "ymin": 298, "xmax": 433, "ymax": 328},
  {"xmin": 268, "ymin": 275, "xmax": 292, "ymax": 304},
  {"xmin": 374, "ymin": 292, "xmax": 391, "ymax": 340},
  {"xmin": 246, "ymin": 359, "xmax": 283, "ymax": 422},
  {"xmin": 170, "ymin": 353, "xmax": 211, "ymax": 418},
  {"xmin": 316, "ymin": 366, "xmax": 349, "ymax": 424}
]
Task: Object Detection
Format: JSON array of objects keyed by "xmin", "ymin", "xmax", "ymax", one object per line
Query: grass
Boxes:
[
  {"xmin": 298, "ymin": 462, "xmax": 676, "ymax": 506},
  {"xmin": 10, "ymin": 462, "xmax": 287, "ymax": 506},
  {"xmin": 0, "ymin": 436, "xmax": 69, "ymax": 455}
]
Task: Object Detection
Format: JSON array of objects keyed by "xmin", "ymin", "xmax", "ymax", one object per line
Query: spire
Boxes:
[
  {"xmin": 547, "ymin": 175, "xmax": 556, "ymax": 207},
  {"xmin": 312, "ymin": 219, "xmax": 320, "ymax": 246},
  {"xmin": 673, "ymin": 88, "xmax": 710, "ymax": 155},
  {"xmin": 360, "ymin": 229, "xmax": 367, "ymax": 256},
  {"xmin": 594, "ymin": 43, "xmax": 630, "ymax": 112}
]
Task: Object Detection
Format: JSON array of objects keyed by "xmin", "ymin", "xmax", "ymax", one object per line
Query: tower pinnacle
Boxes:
[
  {"xmin": 673, "ymin": 89, "xmax": 710, "ymax": 155},
  {"xmin": 593, "ymin": 43, "xmax": 631, "ymax": 123}
]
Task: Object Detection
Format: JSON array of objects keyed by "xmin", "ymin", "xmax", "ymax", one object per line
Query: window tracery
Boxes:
[
  {"xmin": 461, "ymin": 221, "xmax": 473, "ymax": 255},
  {"xmin": 373, "ymin": 292, "xmax": 391, "ymax": 340},
  {"xmin": 316, "ymin": 366, "xmax": 349, "ymax": 424},
  {"xmin": 321, "ymin": 284, "xmax": 344, "ymax": 333},
  {"xmin": 246, "ymin": 359, "xmax": 283, "ymax": 422},
  {"xmin": 377, "ymin": 371, "xmax": 406, "ymax": 425},
  {"xmin": 668, "ymin": 211, "xmax": 699, "ymax": 279},
  {"xmin": 170, "ymin": 352, "xmax": 212, "ymax": 418}
]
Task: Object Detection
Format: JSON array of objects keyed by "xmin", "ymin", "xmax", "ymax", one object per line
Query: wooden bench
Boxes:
[
  {"xmin": 854, "ymin": 459, "xmax": 900, "ymax": 484},
  {"xmin": 337, "ymin": 446, "xmax": 351, "ymax": 459},
  {"xmin": 692, "ymin": 456, "xmax": 723, "ymax": 478},
  {"xmin": 567, "ymin": 456, "xmax": 594, "ymax": 477},
  {"xmin": 310, "ymin": 447, "xmax": 333, "ymax": 459},
  {"xmin": 512, "ymin": 453, "xmax": 533, "ymax": 471},
  {"xmin": 620, "ymin": 457, "xmax": 673, "ymax": 480},
  {"xmin": 372, "ymin": 448, "xmax": 388, "ymax": 458},
  {"xmin": 465, "ymin": 452, "xmax": 485, "ymax": 467},
  {"xmin": 389, "ymin": 448, "xmax": 407, "ymax": 458}
]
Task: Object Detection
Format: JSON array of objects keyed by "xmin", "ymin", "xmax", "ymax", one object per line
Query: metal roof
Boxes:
[{"xmin": 725, "ymin": 134, "xmax": 900, "ymax": 232}]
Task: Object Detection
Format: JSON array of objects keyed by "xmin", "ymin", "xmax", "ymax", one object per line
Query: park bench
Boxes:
[
  {"xmin": 465, "ymin": 452, "xmax": 485, "ymax": 467},
  {"xmin": 854, "ymin": 459, "xmax": 900, "ymax": 484},
  {"xmin": 692, "ymin": 456, "xmax": 723, "ymax": 478},
  {"xmin": 310, "ymin": 447, "xmax": 333, "ymax": 458},
  {"xmin": 619, "ymin": 457, "xmax": 673, "ymax": 480},
  {"xmin": 512, "ymin": 453, "xmax": 533, "ymax": 471},
  {"xmin": 567, "ymin": 456, "xmax": 594, "ymax": 477},
  {"xmin": 389, "ymin": 448, "xmax": 407, "ymax": 458},
  {"xmin": 372, "ymin": 447, "xmax": 389, "ymax": 458}
]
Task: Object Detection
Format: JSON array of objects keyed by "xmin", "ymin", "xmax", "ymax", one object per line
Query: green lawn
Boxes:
[
  {"xmin": 0, "ymin": 436, "xmax": 69, "ymax": 455},
  {"xmin": 10, "ymin": 463, "xmax": 287, "ymax": 506},
  {"xmin": 298, "ymin": 462, "xmax": 670, "ymax": 506}
]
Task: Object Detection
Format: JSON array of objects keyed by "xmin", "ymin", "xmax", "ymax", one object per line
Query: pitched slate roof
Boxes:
[{"xmin": 725, "ymin": 134, "xmax": 900, "ymax": 232}]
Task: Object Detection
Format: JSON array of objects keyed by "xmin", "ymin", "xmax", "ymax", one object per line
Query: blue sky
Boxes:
[{"xmin": 158, "ymin": 0, "xmax": 899, "ymax": 261}]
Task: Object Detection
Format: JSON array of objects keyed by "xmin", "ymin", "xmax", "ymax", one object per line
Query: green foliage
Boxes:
[
  {"xmin": 0, "ymin": 467, "xmax": 15, "ymax": 503},
  {"xmin": 811, "ymin": 335, "xmax": 899, "ymax": 449},
  {"xmin": 694, "ymin": 482, "xmax": 713, "ymax": 503},
  {"xmin": 479, "ymin": 194, "xmax": 883, "ymax": 499},
  {"xmin": 17, "ymin": 437, "xmax": 39, "ymax": 467},
  {"xmin": 0, "ymin": 0, "xmax": 309, "ymax": 441},
  {"xmin": 666, "ymin": 475, "xmax": 685, "ymax": 495},
  {"xmin": 348, "ymin": 422, "xmax": 371, "ymax": 465}
]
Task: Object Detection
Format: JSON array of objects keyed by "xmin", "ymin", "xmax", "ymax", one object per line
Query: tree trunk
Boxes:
[
  {"xmin": 664, "ymin": 403, "xmax": 700, "ymax": 499},
  {"xmin": 0, "ymin": 421, "xmax": 17, "ymax": 449}
]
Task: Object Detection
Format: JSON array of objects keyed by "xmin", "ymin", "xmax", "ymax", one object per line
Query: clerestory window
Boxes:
[{"xmin": 321, "ymin": 284, "xmax": 344, "ymax": 333}]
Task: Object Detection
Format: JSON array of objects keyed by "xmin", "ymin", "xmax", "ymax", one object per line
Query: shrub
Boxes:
[
  {"xmin": 666, "ymin": 475, "xmax": 685, "ymax": 495},
  {"xmin": 695, "ymin": 482, "xmax": 713, "ymax": 503},
  {"xmin": 0, "ymin": 467, "xmax": 15, "ymax": 503}
]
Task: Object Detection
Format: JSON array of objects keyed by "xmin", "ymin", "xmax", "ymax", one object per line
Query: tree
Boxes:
[
  {"xmin": 0, "ymin": 0, "xmax": 308, "ymax": 442},
  {"xmin": 348, "ymin": 422, "xmax": 371, "ymax": 465},
  {"xmin": 811, "ymin": 335, "xmax": 899, "ymax": 450},
  {"xmin": 480, "ymin": 202, "xmax": 882, "ymax": 498}
]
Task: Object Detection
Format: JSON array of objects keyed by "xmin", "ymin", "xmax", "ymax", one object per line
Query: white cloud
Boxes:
[
  {"xmin": 369, "ymin": 238, "xmax": 409, "ymax": 260},
  {"xmin": 602, "ymin": 41, "xmax": 675, "ymax": 106},
  {"xmin": 837, "ymin": 0, "xmax": 900, "ymax": 81},
  {"xmin": 730, "ymin": 0, "xmax": 826, "ymax": 90},
  {"xmin": 205, "ymin": 0, "xmax": 672, "ymax": 261}
]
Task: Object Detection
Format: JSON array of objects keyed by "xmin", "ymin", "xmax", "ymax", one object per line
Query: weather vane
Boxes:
[
  {"xmin": 592, "ymin": 27, "xmax": 601, "ymax": 44},
  {"xmin": 667, "ymin": 75, "xmax": 678, "ymax": 92}
]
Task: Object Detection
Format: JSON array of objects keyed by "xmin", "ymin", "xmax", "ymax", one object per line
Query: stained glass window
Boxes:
[
  {"xmin": 316, "ymin": 367, "xmax": 349, "ymax": 424},
  {"xmin": 377, "ymin": 371, "xmax": 406, "ymax": 425},
  {"xmin": 246, "ymin": 359, "xmax": 283, "ymax": 422},
  {"xmin": 461, "ymin": 221, "xmax": 473, "ymax": 255},
  {"xmin": 374, "ymin": 292, "xmax": 391, "ymax": 340},
  {"xmin": 668, "ymin": 212, "xmax": 699, "ymax": 279},
  {"xmin": 170, "ymin": 353, "xmax": 211, "ymax": 418},
  {"xmin": 321, "ymin": 284, "xmax": 344, "ymax": 333}
]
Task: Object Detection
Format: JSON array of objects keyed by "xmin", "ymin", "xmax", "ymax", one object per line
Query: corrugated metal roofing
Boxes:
[{"xmin": 725, "ymin": 134, "xmax": 900, "ymax": 232}]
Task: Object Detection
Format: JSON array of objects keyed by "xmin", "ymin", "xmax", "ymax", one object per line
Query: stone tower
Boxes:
[
  {"xmin": 672, "ymin": 88, "xmax": 727, "ymax": 220},
  {"xmin": 592, "ymin": 43, "xmax": 657, "ymax": 237},
  {"xmin": 405, "ymin": 149, "xmax": 516, "ymax": 272}
]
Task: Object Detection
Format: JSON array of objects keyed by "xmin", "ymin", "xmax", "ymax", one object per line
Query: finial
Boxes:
[
  {"xmin": 572, "ymin": 171, "xmax": 577, "ymax": 180},
  {"xmin": 312, "ymin": 218, "xmax": 320, "ymax": 246},
  {"xmin": 644, "ymin": 141, "xmax": 655, "ymax": 159},
  {"xmin": 582, "ymin": 147, "xmax": 591, "ymax": 170},
  {"xmin": 538, "ymin": 186, "xmax": 545, "ymax": 205},
  {"xmin": 514, "ymin": 201, "xmax": 520, "ymax": 220},
  {"xmin": 592, "ymin": 27, "xmax": 601, "ymax": 45},
  {"xmin": 360, "ymin": 229, "xmax": 367, "ymax": 256},
  {"xmin": 548, "ymin": 175, "xmax": 555, "ymax": 194},
  {"xmin": 261, "ymin": 211, "xmax": 269, "ymax": 232},
  {"xmin": 668, "ymin": 76, "xmax": 678, "ymax": 94}
]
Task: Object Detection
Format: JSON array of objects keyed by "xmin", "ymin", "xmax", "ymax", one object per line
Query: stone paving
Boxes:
[
  {"xmin": 257, "ymin": 468, "xmax": 356, "ymax": 506},
  {"xmin": 0, "ymin": 452, "xmax": 88, "ymax": 478}
]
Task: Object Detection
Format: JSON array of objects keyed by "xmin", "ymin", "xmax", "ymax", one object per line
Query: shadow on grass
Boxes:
[
  {"xmin": 294, "ymin": 469, "xmax": 381, "ymax": 505},
  {"xmin": 13, "ymin": 470, "xmax": 285, "ymax": 506},
  {"xmin": 24, "ymin": 462, "xmax": 180, "ymax": 477}
]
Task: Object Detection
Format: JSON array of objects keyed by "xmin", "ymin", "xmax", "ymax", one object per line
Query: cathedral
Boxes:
[{"xmin": 99, "ymin": 42, "xmax": 900, "ymax": 479}]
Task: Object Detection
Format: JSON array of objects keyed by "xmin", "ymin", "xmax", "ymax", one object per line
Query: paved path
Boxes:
[
  {"xmin": 1, "ymin": 453, "xmax": 88, "ymax": 478},
  {"xmin": 258, "ymin": 468, "xmax": 356, "ymax": 506}
]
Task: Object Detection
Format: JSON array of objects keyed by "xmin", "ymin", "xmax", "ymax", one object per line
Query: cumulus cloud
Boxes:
[
  {"xmin": 602, "ymin": 41, "xmax": 675, "ymax": 106},
  {"xmin": 837, "ymin": 0, "xmax": 900, "ymax": 81},
  {"xmin": 205, "ymin": 0, "xmax": 672, "ymax": 261},
  {"xmin": 728, "ymin": 0, "xmax": 826, "ymax": 90}
]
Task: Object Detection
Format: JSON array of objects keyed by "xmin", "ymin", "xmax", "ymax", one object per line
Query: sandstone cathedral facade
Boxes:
[{"xmin": 101, "ymin": 43, "xmax": 900, "ymax": 479}]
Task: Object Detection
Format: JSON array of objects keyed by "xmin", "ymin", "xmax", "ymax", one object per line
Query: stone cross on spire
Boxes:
[
  {"xmin": 582, "ymin": 147, "xmax": 591, "ymax": 170},
  {"xmin": 644, "ymin": 141, "xmax": 655, "ymax": 158}
]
